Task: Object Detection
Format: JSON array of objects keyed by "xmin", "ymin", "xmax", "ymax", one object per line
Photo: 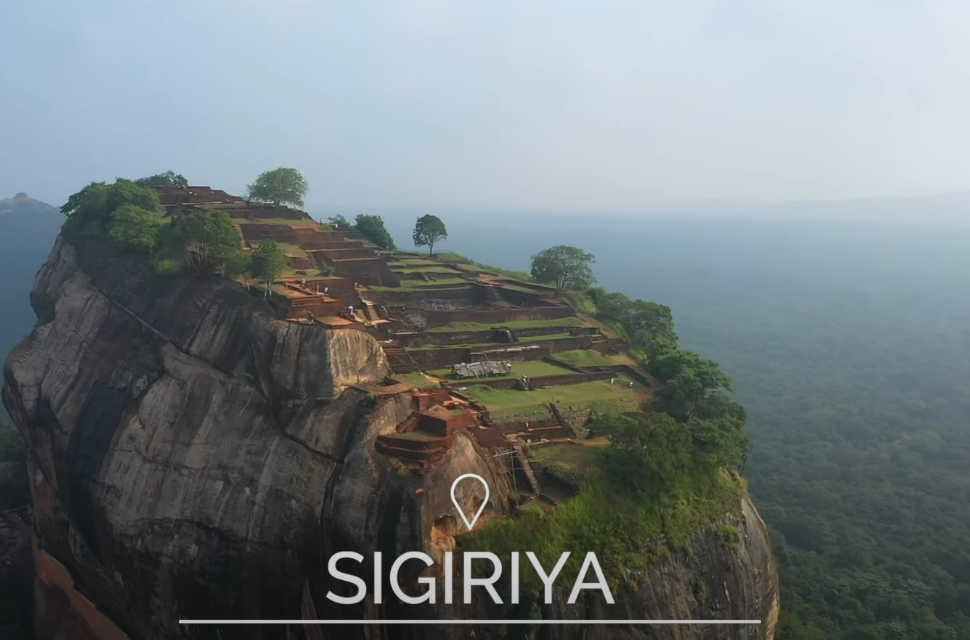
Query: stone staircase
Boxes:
[
  {"xmin": 383, "ymin": 343, "xmax": 420, "ymax": 374},
  {"xmin": 511, "ymin": 440, "xmax": 541, "ymax": 496},
  {"xmin": 361, "ymin": 300, "xmax": 381, "ymax": 322}
]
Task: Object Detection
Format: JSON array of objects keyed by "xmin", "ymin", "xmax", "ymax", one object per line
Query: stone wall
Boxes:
[
  {"xmin": 332, "ymin": 259, "xmax": 401, "ymax": 287},
  {"xmin": 367, "ymin": 285, "xmax": 483, "ymax": 310},
  {"xmin": 394, "ymin": 325, "xmax": 585, "ymax": 348},
  {"xmin": 395, "ymin": 306, "xmax": 576, "ymax": 330}
]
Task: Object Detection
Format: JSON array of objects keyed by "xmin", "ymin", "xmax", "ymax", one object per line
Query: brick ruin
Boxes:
[{"xmin": 152, "ymin": 186, "xmax": 663, "ymax": 504}]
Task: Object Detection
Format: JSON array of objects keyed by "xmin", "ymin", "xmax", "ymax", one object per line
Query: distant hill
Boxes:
[{"xmin": 0, "ymin": 194, "xmax": 63, "ymax": 368}]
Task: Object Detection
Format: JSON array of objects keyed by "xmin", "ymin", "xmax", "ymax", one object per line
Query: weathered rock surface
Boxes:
[{"xmin": 3, "ymin": 235, "xmax": 778, "ymax": 640}]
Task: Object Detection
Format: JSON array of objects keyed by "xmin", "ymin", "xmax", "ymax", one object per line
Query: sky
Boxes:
[{"xmin": 3, "ymin": 0, "xmax": 970, "ymax": 212}]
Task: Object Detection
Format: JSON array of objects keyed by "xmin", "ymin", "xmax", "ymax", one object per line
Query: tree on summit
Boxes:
[
  {"xmin": 530, "ymin": 245, "xmax": 596, "ymax": 291},
  {"xmin": 354, "ymin": 214, "xmax": 396, "ymax": 250},
  {"xmin": 250, "ymin": 240, "xmax": 287, "ymax": 297},
  {"xmin": 164, "ymin": 208, "xmax": 241, "ymax": 274},
  {"xmin": 247, "ymin": 168, "xmax": 308, "ymax": 207},
  {"xmin": 134, "ymin": 171, "xmax": 188, "ymax": 188},
  {"xmin": 412, "ymin": 214, "xmax": 447, "ymax": 255}
]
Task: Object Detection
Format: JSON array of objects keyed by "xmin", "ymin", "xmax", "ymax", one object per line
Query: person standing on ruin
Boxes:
[{"xmin": 610, "ymin": 377, "xmax": 615, "ymax": 387}]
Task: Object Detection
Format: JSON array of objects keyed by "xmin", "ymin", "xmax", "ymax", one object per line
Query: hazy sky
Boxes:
[{"xmin": 3, "ymin": 1, "xmax": 970, "ymax": 211}]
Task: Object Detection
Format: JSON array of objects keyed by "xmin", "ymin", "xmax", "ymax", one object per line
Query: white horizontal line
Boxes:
[{"xmin": 180, "ymin": 620, "xmax": 762, "ymax": 625}]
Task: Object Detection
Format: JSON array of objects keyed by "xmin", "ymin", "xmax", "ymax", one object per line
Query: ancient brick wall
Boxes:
[
  {"xmin": 408, "ymin": 348, "xmax": 471, "ymax": 369},
  {"xmin": 394, "ymin": 306, "xmax": 577, "ymax": 330},
  {"xmin": 513, "ymin": 325, "xmax": 590, "ymax": 338},
  {"xmin": 469, "ymin": 345, "xmax": 550, "ymax": 363},
  {"xmin": 332, "ymin": 259, "xmax": 401, "ymax": 287},
  {"xmin": 395, "ymin": 330, "xmax": 500, "ymax": 347},
  {"xmin": 319, "ymin": 248, "xmax": 379, "ymax": 261},
  {"xmin": 525, "ymin": 371, "xmax": 614, "ymax": 387},
  {"xmin": 367, "ymin": 285, "xmax": 481, "ymax": 309}
]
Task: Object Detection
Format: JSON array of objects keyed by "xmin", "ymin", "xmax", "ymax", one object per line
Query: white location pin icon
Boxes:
[{"xmin": 450, "ymin": 473, "xmax": 490, "ymax": 531}]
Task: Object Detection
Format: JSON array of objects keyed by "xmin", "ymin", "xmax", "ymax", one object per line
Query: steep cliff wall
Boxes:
[{"xmin": 3, "ymin": 235, "xmax": 778, "ymax": 640}]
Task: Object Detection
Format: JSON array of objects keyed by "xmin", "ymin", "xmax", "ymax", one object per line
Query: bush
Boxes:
[{"xmin": 107, "ymin": 205, "xmax": 164, "ymax": 254}]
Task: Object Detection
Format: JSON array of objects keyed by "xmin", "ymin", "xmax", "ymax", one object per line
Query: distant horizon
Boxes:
[{"xmin": 9, "ymin": 187, "xmax": 970, "ymax": 223}]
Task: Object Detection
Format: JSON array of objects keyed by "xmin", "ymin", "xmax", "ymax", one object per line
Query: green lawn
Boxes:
[
  {"xmin": 428, "ymin": 317, "xmax": 584, "ymax": 332},
  {"xmin": 464, "ymin": 376, "xmax": 645, "ymax": 418},
  {"xmin": 427, "ymin": 360, "xmax": 570, "ymax": 380},
  {"xmin": 531, "ymin": 443, "xmax": 605, "ymax": 473},
  {"xmin": 370, "ymin": 278, "xmax": 470, "ymax": 291},
  {"xmin": 390, "ymin": 266, "xmax": 465, "ymax": 274},
  {"xmin": 519, "ymin": 333, "xmax": 573, "ymax": 342},
  {"xmin": 554, "ymin": 349, "xmax": 616, "ymax": 366},
  {"xmin": 392, "ymin": 372, "xmax": 440, "ymax": 388},
  {"xmin": 397, "ymin": 258, "xmax": 441, "ymax": 266}
]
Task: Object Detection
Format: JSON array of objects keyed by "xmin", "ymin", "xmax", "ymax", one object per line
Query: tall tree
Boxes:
[
  {"xmin": 530, "ymin": 245, "xmax": 596, "ymax": 291},
  {"xmin": 412, "ymin": 214, "xmax": 448, "ymax": 255},
  {"xmin": 61, "ymin": 179, "xmax": 160, "ymax": 234},
  {"xmin": 652, "ymin": 350, "xmax": 733, "ymax": 420},
  {"xmin": 107, "ymin": 205, "xmax": 164, "ymax": 254},
  {"xmin": 247, "ymin": 168, "xmax": 308, "ymax": 207},
  {"xmin": 250, "ymin": 240, "xmax": 287, "ymax": 297},
  {"xmin": 165, "ymin": 209, "xmax": 242, "ymax": 274},
  {"xmin": 354, "ymin": 214, "xmax": 396, "ymax": 249},
  {"xmin": 134, "ymin": 171, "xmax": 188, "ymax": 188}
]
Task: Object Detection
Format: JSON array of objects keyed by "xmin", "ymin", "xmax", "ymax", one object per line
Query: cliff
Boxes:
[{"xmin": 3, "ymin": 235, "xmax": 778, "ymax": 639}]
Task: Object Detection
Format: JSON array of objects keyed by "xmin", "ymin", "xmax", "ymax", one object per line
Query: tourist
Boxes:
[
  {"xmin": 610, "ymin": 377, "xmax": 615, "ymax": 387},
  {"xmin": 628, "ymin": 381, "xmax": 634, "ymax": 390},
  {"xmin": 324, "ymin": 286, "xmax": 329, "ymax": 297},
  {"xmin": 348, "ymin": 306, "xmax": 354, "ymax": 317}
]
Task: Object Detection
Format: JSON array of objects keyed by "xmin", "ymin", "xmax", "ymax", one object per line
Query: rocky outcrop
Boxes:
[{"xmin": 3, "ymin": 235, "xmax": 778, "ymax": 640}]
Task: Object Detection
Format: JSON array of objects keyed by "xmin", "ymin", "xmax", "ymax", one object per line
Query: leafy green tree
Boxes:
[
  {"xmin": 105, "ymin": 179, "xmax": 162, "ymax": 213},
  {"xmin": 530, "ymin": 245, "xmax": 596, "ymax": 291},
  {"xmin": 107, "ymin": 205, "xmax": 164, "ymax": 254},
  {"xmin": 605, "ymin": 411, "xmax": 692, "ymax": 495},
  {"xmin": 412, "ymin": 214, "xmax": 448, "ymax": 255},
  {"xmin": 60, "ymin": 181, "xmax": 111, "ymax": 230},
  {"xmin": 223, "ymin": 250, "xmax": 254, "ymax": 287},
  {"xmin": 165, "ymin": 209, "xmax": 242, "ymax": 274},
  {"xmin": 247, "ymin": 167, "xmax": 308, "ymax": 207},
  {"xmin": 134, "ymin": 171, "xmax": 188, "ymax": 188},
  {"xmin": 653, "ymin": 350, "xmax": 733, "ymax": 420},
  {"xmin": 354, "ymin": 214, "xmax": 396, "ymax": 249},
  {"xmin": 62, "ymin": 179, "xmax": 161, "ymax": 235},
  {"xmin": 250, "ymin": 240, "xmax": 287, "ymax": 297},
  {"xmin": 587, "ymin": 288, "xmax": 678, "ymax": 360}
]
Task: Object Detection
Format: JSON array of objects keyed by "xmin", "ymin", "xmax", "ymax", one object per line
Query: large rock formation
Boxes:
[{"xmin": 3, "ymin": 235, "xmax": 778, "ymax": 640}]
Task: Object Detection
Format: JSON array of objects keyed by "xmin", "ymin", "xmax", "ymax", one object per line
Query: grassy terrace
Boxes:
[
  {"xmin": 553, "ymin": 349, "xmax": 629, "ymax": 367},
  {"xmin": 407, "ymin": 336, "xmax": 572, "ymax": 350},
  {"xmin": 369, "ymin": 278, "xmax": 469, "ymax": 291},
  {"xmin": 531, "ymin": 442, "xmax": 605, "ymax": 474},
  {"xmin": 246, "ymin": 218, "xmax": 329, "ymax": 228},
  {"xmin": 427, "ymin": 360, "xmax": 570, "ymax": 380},
  {"xmin": 464, "ymin": 375, "xmax": 645, "ymax": 419},
  {"xmin": 427, "ymin": 317, "xmax": 584, "ymax": 332},
  {"xmin": 392, "ymin": 372, "xmax": 441, "ymax": 388},
  {"xmin": 390, "ymin": 266, "xmax": 465, "ymax": 274}
]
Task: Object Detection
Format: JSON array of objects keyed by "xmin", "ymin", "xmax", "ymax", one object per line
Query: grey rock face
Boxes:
[{"xmin": 3, "ymin": 236, "xmax": 778, "ymax": 640}]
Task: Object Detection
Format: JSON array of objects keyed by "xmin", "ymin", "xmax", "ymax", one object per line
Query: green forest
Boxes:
[{"xmin": 400, "ymin": 207, "xmax": 970, "ymax": 640}]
